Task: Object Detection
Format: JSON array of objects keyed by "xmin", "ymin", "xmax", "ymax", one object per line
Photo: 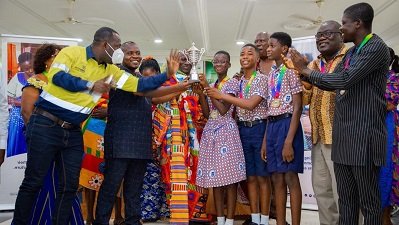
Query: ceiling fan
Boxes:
[
  {"xmin": 284, "ymin": 0, "xmax": 325, "ymax": 30},
  {"xmin": 54, "ymin": 0, "xmax": 114, "ymax": 26}
]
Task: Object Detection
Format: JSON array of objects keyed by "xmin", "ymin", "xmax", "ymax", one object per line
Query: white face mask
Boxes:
[{"xmin": 105, "ymin": 43, "xmax": 124, "ymax": 64}]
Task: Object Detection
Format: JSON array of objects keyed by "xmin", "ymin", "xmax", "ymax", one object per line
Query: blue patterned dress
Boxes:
[
  {"xmin": 140, "ymin": 161, "xmax": 169, "ymax": 221},
  {"xmin": 7, "ymin": 72, "xmax": 28, "ymax": 157}
]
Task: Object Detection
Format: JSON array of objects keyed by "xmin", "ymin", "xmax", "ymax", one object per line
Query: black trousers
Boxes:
[
  {"xmin": 334, "ymin": 162, "xmax": 382, "ymax": 225},
  {"xmin": 94, "ymin": 158, "xmax": 148, "ymax": 225}
]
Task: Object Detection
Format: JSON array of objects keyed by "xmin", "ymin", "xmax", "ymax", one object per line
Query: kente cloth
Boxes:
[
  {"xmin": 153, "ymin": 74, "xmax": 210, "ymax": 225},
  {"xmin": 79, "ymin": 95, "xmax": 108, "ymax": 191}
]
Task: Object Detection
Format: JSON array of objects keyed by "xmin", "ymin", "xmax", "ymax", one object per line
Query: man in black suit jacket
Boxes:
[
  {"xmin": 288, "ymin": 2, "xmax": 389, "ymax": 225},
  {"xmin": 94, "ymin": 44, "xmax": 190, "ymax": 225}
]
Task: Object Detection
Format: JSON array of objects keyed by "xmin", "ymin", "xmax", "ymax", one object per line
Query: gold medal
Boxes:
[
  {"xmin": 210, "ymin": 110, "xmax": 218, "ymax": 119},
  {"xmin": 271, "ymin": 99, "xmax": 281, "ymax": 108}
]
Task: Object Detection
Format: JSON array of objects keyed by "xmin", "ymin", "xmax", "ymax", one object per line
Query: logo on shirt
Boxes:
[
  {"xmin": 74, "ymin": 65, "xmax": 86, "ymax": 73},
  {"xmin": 252, "ymin": 78, "xmax": 259, "ymax": 85},
  {"xmin": 239, "ymin": 163, "xmax": 245, "ymax": 171},
  {"xmin": 220, "ymin": 146, "xmax": 228, "ymax": 156},
  {"xmin": 283, "ymin": 93, "xmax": 292, "ymax": 104},
  {"xmin": 197, "ymin": 168, "xmax": 203, "ymax": 177},
  {"xmin": 209, "ymin": 170, "xmax": 216, "ymax": 178}
]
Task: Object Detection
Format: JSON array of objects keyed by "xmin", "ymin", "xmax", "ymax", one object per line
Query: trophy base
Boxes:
[{"xmin": 190, "ymin": 73, "xmax": 200, "ymax": 82}]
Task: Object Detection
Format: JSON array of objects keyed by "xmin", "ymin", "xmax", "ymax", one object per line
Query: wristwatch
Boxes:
[{"xmin": 86, "ymin": 81, "xmax": 94, "ymax": 90}]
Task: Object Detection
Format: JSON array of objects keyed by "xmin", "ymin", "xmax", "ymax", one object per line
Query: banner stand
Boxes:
[{"xmin": 0, "ymin": 34, "xmax": 80, "ymax": 210}]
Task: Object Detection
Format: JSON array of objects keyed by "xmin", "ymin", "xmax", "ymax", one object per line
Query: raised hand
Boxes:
[
  {"xmin": 282, "ymin": 54, "xmax": 295, "ymax": 70},
  {"xmin": 288, "ymin": 48, "xmax": 309, "ymax": 74},
  {"xmin": 166, "ymin": 49, "xmax": 180, "ymax": 78}
]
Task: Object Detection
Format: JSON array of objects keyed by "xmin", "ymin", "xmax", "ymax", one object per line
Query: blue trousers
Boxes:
[{"xmin": 12, "ymin": 113, "xmax": 83, "ymax": 225}]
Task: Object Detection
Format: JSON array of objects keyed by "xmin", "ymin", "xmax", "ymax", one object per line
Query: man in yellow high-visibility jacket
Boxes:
[{"xmin": 12, "ymin": 27, "xmax": 183, "ymax": 225}]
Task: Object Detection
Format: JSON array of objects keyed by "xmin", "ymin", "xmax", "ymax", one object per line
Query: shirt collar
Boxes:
[
  {"xmin": 317, "ymin": 45, "xmax": 348, "ymax": 62},
  {"xmin": 86, "ymin": 46, "xmax": 95, "ymax": 60},
  {"xmin": 271, "ymin": 63, "xmax": 284, "ymax": 72},
  {"xmin": 86, "ymin": 45, "xmax": 108, "ymax": 68},
  {"xmin": 119, "ymin": 64, "xmax": 141, "ymax": 77}
]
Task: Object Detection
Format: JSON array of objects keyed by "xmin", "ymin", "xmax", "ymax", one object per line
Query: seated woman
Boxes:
[{"xmin": 21, "ymin": 43, "xmax": 84, "ymax": 225}]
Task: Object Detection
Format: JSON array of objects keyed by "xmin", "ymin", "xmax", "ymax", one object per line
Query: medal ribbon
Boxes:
[
  {"xmin": 270, "ymin": 65, "xmax": 287, "ymax": 99},
  {"xmin": 344, "ymin": 33, "xmax": 373, "ymax": 70},
  {"xmin": 239, "ymin": 71, "xmax": 257, "ymax": 98},
  {"xmin": 214, "ymin": 76, "xmax": 229, "ymax": 90},
  {"xmin": 211, "ymin": 76, "xmax": 230, "ymax": 111},
  {"xmin": 320, "ymin": 60, "xmax": 334, "ymax": 73}
]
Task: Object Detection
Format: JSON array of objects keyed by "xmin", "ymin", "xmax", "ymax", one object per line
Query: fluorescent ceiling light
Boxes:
[
  {"xmin": 236, "ymin": 41, "xmax": 245, "ymax": 45},
  {"xmin": 154, "ymin": 39, "xmax": 163, "ymax": 43}
]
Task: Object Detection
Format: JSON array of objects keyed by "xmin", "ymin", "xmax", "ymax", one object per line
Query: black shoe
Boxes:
[
  {"xmin": 189, "ymin": 221, "xmax": 211, "ymax": 225},
  {"xmin": 242, "ymin": 217, "xmax": 252, "ymax": 225}
]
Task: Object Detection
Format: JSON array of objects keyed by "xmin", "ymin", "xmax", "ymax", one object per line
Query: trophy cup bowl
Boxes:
[{"xmin": 181, "ymin": 42, "xmax": 205, "ymax": 81}]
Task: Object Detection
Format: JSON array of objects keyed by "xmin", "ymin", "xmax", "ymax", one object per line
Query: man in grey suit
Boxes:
[{"xmin": 287, "ymin": 2, "xmax": 389, "ymax": 225}]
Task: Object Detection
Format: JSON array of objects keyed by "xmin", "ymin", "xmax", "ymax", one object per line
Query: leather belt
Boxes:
[
  {"xmin": 267, "ymin": 113, "xmax": 292, "ymax": 122},
  {"xmin": 34, "ymin": 107, "xmax": 78, "ymax": 129},
  {"xmin": 237, "ymin": 119, "xmax": 266, "ymax": 127}
]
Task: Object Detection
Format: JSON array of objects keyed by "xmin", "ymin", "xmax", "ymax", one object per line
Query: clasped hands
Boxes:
[{"xmin": 191, "ymin": 74, "xmax": 225, "ymax": 100}]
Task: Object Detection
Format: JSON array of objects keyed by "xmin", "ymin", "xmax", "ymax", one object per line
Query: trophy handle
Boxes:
[
  {"xmin": 199, "ymin": 48, "xmax": 205, "ymax": 60},
  {"xmin": 180, "ymin": 49, "xmax": 189, "ymax": 63}
]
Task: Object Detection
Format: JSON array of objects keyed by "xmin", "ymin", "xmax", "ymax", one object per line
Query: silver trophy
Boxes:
[{"xmin": 181, "ymin": 42, "xmax": 205, "ymax": 81}]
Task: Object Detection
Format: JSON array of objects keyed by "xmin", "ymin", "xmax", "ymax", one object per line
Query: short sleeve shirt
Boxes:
[
  {"xmin": 266, "ymin": 64, "xmax": 302, "ymax": 116},
  {"xmin": 224, "ymin": 71, "xmax": 268, "ymax": 121}
]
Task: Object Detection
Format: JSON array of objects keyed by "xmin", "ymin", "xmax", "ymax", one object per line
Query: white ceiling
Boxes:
[{"xmin": 0, "ymin": 0, "xmax": 399, "ymax": 60}]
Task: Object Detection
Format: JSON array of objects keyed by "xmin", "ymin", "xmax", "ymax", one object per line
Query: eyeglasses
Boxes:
[
  {"xmin": 315, "ymin": 32, "xmax": 342, "ymax": 39},
  {"xmin": 212, "ymin": 60, "xmax": 228, "ymax": 65}
]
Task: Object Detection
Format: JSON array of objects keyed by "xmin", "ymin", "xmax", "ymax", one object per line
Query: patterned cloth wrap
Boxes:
[
  {"xmin": 153, "ymin": 73, "xmax": 210, "ymax": 225},
  {"xmin": 79, "ymin": 93, "xmax": 108, "ymax": 191},
  {"xmin": 388, "ymin": 71, "xmax": 399, "ymax": 206}
]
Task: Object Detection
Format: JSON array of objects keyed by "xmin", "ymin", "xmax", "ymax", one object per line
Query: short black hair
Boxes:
[
  {"xmin": 241, "ymin": 43, "xmax": 260, "ymax": 54},
  {"xmin": 93, "ymin": 27, "xmax": 118, "ymax": 42},
  {"xmin": 121, "ymin": 41, "xmax": 137, "ymax": 52},
  {"xmin": 18, "ymin": 52, "xmax": 32, "ymax": 64},
  {"xmin": 139, "ymin": 58, "xmax": 160, "ymax": 74},
  {"xmin": 344, "ymin": 2, "xmax": 374, "ymax": 30},
  {"xmin": 33, "ymin": 44, "xmax": 62, "ymax": 74},
  {"xmin": 322, "ymin": 20, "xmax": 341, "ymax": 31},
  {"xmin": 214, "ymin": 50, "xmax": 231, "ymax": 62},
  {"xmin": 270, "ymin": 32, "xmax": 292, "ymax": 48}
]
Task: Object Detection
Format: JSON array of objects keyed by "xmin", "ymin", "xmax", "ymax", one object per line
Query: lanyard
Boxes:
[
  {"xmin": 344, "ymin": 33, "xmax": 373, "ymax": 70},
  {"xmin": 269, "ymin": 65, "xmax": 287, "ymax": 99},
  {"xmin": 239, "ymin": 71, "xmax": 257, "ymax": 98},
  {"xmin": 320, "ymin": 60, "xmax": 334, "ymax": 73},
  {"xmin": 214, "ymin": 76, "xmax": 229, "ymax": 90}
]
